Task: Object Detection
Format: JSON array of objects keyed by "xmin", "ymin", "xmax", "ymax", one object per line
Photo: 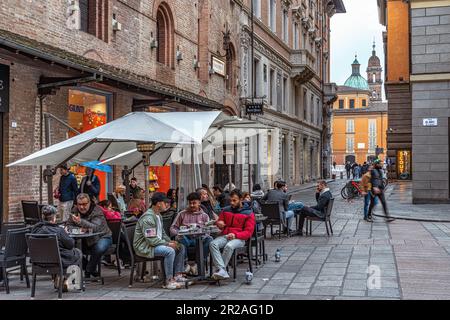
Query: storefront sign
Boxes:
[
  {"xmin": 0, "ymin": 64, "xmax": 10, "ymax": 113},
  {"xmin": 245, "ymin": 101, "xmax": 264, "ymax": 115},
  {"xmin": 212, "ymin": 56, "xmax": 226, "ymax": 76},
  {"xmin": 69, "ymin": 104, "xmax": 84, "ymax": 113},
  {"xmin": 423, "ymin": 118, "xmax": 438, "ymax": 127},
  {"xmin": 397, "ymin": 150, "xmax": 411, "ymax": 180}
]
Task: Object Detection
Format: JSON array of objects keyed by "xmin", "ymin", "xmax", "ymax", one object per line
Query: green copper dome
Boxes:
[{"xmin": 344, "ymin": 55, "xmax": 370, "ymax": 90}]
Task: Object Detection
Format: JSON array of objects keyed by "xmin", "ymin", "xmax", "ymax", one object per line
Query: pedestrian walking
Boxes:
[
  {"xmin": 353, "ymin": 164, "xmax": 361, "ymax": 179},
  {"xmin": 56, "ymin": 164, "xmax": 78, "ymax": 222},
  {"xmin": 333, "ymin": 161, "xmax": 337, "ymax": 170},
  {"xmin": 361, "ymin": 162, "xmax": 369, "ymax": 175},
  {"xmin": 360, "ymin": 164, "xmax": 378, "ymax": 222},
  {"xmin": 345, "ymin": 162, "xmax": 351, "ymax": 179},
  {"xmin": 368, "ymin": 159, "xmax": 395, "ymax": 223}
]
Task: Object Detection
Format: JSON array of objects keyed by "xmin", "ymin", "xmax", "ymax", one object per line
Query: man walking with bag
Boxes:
[{"xmin": 367, "ymin": 159, "xmax": 395, "ymax": 223}]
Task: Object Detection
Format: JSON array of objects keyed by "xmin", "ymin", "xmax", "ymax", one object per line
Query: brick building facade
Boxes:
[{"xmin": 0, "ymin": 0, "xmax": 243, "ymax": 223}]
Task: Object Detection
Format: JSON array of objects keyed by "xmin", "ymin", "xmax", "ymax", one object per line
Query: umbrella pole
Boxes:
[{"xmin": 142, "ymin": 153, "xmax": 150, "ymax": 210}]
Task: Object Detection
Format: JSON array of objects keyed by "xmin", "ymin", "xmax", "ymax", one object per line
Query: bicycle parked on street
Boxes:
[
  {"xmin": 341, "ymin": 180, "xmax": 363, "ymax": 200},
  {"xmin": 341, "ymin": 178, "xmax": 388, "ymax": 200}
]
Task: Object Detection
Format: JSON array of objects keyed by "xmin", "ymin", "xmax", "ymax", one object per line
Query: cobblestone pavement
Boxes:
[{"xmin": 2, "ymin": 180, "xmax": 450, "ymax": 300}]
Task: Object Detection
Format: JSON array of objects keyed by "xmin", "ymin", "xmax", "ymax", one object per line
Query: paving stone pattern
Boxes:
[{"xmin": 2, "ymin": 180, "xmax": 450, "ymax": 300}]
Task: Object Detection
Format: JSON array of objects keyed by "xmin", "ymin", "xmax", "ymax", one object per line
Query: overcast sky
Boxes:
[{"xmin": 330, "ymin": 0, "xmax": 386, "ymax": 95}]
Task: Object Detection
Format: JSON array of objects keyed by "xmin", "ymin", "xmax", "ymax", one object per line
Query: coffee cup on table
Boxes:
[{"xmin": 189, "ymin": 223, "xmax": 198, "ymax": 230}]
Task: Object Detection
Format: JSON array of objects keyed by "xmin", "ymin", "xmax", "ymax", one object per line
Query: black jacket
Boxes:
[
  {"xmin": 370, "ymin": 168, "xmax": 385, "ymax": 190},
  {"xmin": 201, "ymin": 201, "xmax": 216, "ymax": 220},
  {"xmin": 79, "ymin": 175, "xmax": 100, "ymax": 200},
  {"xmin": 58, "ymin": 173, "xmax": 78, "ymax": 202},
  {"xmin": 216, "ymin": 192, "xmax": 231, "ymax": 208},
  {"xmin": 262, "ymin": 189, "xmax": 289, "ymax": 213},
  {"xmin": 67, "ymin": 202, "xmax": 112, "ymax": 247},
  {"xmin": 312, "ymin": 190, "xmax": 333, "ymax": 216},
  {"xmin": 31, "ymin": 221, "xmax": 81, "ymax": 268}
]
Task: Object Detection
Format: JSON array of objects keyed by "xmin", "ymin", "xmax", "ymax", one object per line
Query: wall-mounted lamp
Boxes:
[
  {"xmin": 176, "ymin": 46, "xmax": 183, "ymax": 62},
  {"xmin": 112, "ymin": 14, "xmax": 122, "ymax": 31},
  {"xmin": 209, "ymin": 63, "xmax": 215, "ymax": 75},
  {"xmin": 193, "ymin": 56, "xmax": 200, "ymax": 69},
  {"xmin": 150, "ymin": 39, "xmax": 158, "ymax": 49}
]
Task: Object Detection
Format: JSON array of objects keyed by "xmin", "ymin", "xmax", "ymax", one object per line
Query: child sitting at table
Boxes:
[
  {"xmin": 170, "ymin": 192, "xmax": 211, "ymax": 276},
  {"xmin": 98, "ymin": 200, "xmax": 122, "ymax": 221}
]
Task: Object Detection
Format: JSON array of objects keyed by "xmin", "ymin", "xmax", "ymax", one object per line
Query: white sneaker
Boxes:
[
  {"xmin": 212, "ymin": 268, "xmax": 230, "ymax": 280},
  {"xmin": 174, "ymin": 274, "xmax": 188, "ymax": 283},
  {"xmin": 164, "ymin": 281, "xmax": 182, "ymax": 290},
  {"xmin": 189, "ymin": 263, "xmax": 198, "ymax": 276}
]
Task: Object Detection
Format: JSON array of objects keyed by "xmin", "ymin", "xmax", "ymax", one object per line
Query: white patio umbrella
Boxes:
[
  {"xmin": 7, "ymin": 111, "xmax": 222, "ymax": 207},
  {"xmin": 7, "ymin": 111, "xmax": 222, "ymax": 167},
  {"xmin": 99, "ymin": 114, "xmax": 273, "ymax": 208},
  {"xmin": 101, "ymin": 114, "xmax": 271, "ymax": 167}
]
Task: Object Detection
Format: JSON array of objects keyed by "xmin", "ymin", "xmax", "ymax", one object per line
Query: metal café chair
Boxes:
[
  {"xmin": 0, "ymin": 227, "xmax": 31, "ymax": 294},
  {"xmin": 21, "ymin": 200, "xmax": 42, "ymax": 225},
  {"xmin": 260, "ymin": 201, "xmax": 287, "ymax": 239},
  {"xmin": 305, "ymin": 199, "xmax": 335, "ymax": 236},
  {"xmin": 26, "ymin": 233, "xmax": 85, "ymax": 299}
]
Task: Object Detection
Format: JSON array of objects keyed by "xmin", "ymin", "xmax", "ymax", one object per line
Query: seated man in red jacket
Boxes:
[{"xmin": 210, "ymin": 189, "xmax": 256, "ymax": 280}]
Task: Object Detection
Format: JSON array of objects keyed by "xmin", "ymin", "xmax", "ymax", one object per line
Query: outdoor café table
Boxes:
[
  {"xmin": 68, "ymin": 231, "xmax": 105, "ymax": 284},
  {"xmin": 177, "ymin": 226, "xmax": 221, "ymax": 284},
  {"xmin": 68, "ymin": 231, "xmax": 105, "ymax": 251}
]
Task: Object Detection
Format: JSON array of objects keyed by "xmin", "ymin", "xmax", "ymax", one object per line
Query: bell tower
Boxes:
[{"xmin": 367, "ymin": 42, "xmax": 383, "ymax": 101}]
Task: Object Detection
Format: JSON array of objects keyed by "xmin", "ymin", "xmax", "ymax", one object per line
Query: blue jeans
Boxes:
[
  {"xmin": 179, "ymin": 235, "xmax": 212, "ymax": 263},
  {"xmin": 364, "ymin": 192, "xmax": 378, "ymax": 218},
  {"xmin": 282, "ymin": 210, "xmax": 295, "ymax": 230},
  {"xmin": 86, "ymin": 236, "xmax": 112, "ymax": 273},
  {"xmin": 288, "ymin": 201, "xmax": 305, "ymax": 214},
  {"xmin": 154, "ymin": 244, "xmax": 186, "ymax": 280}
]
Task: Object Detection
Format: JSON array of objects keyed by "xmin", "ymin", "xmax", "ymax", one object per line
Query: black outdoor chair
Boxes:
[
  {"xmin": 101, "ymin": 220, "xmax": 123, "ymax": 278},
  {"xmin": 250, "ymin": 222, "xmax": 266, "ymax": 266},
  {"xmin": 26, "ymin": 233, "xmax": 84, "ymax": 299},
  {"xmin": 21, "ymin": 200, "xmax": 41, "ymax": 225},
  {"xmin": 304, "ymin": 198, "xmax": 335, "ymax": 236},
  {"xmin": 161, "ymin": 211, "xmax": 176, "ymax": 238},
  {"xmin": 260, "ymin": 201, "xmax": 288, "ymax": 239},
  {"xmin": 1, "ymin": 223, "xmax": 26, "ymax": 248},
  {"xmin": 0, "ymin": 227, "xmax": 30, "ymax": 294},
  {"xmin": 123, "ymin": 222, "xmax": 165, "ymax": 287}
]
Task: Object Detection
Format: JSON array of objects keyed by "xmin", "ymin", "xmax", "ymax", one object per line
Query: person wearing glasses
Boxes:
[{"xmin": 67, "ymin": 193, "xmax": 112, "ymax": 278}]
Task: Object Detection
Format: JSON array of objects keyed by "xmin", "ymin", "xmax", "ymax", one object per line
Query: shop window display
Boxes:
[{"xmin": 68, "ymin": 89, "xmax": 109, "ymax": 200}]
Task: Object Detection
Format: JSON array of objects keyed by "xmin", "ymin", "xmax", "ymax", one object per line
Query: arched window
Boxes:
[
  {"xmin": 226, "ymin": 43, "xmax": 236, "ymax": 93},
  {"xmin": 156, "ymin": 3, "xmax": 174, "ymax": 68},
  {"xmin": 372, "ymin": 74, "xmax": 376, "ymax": 83}
]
